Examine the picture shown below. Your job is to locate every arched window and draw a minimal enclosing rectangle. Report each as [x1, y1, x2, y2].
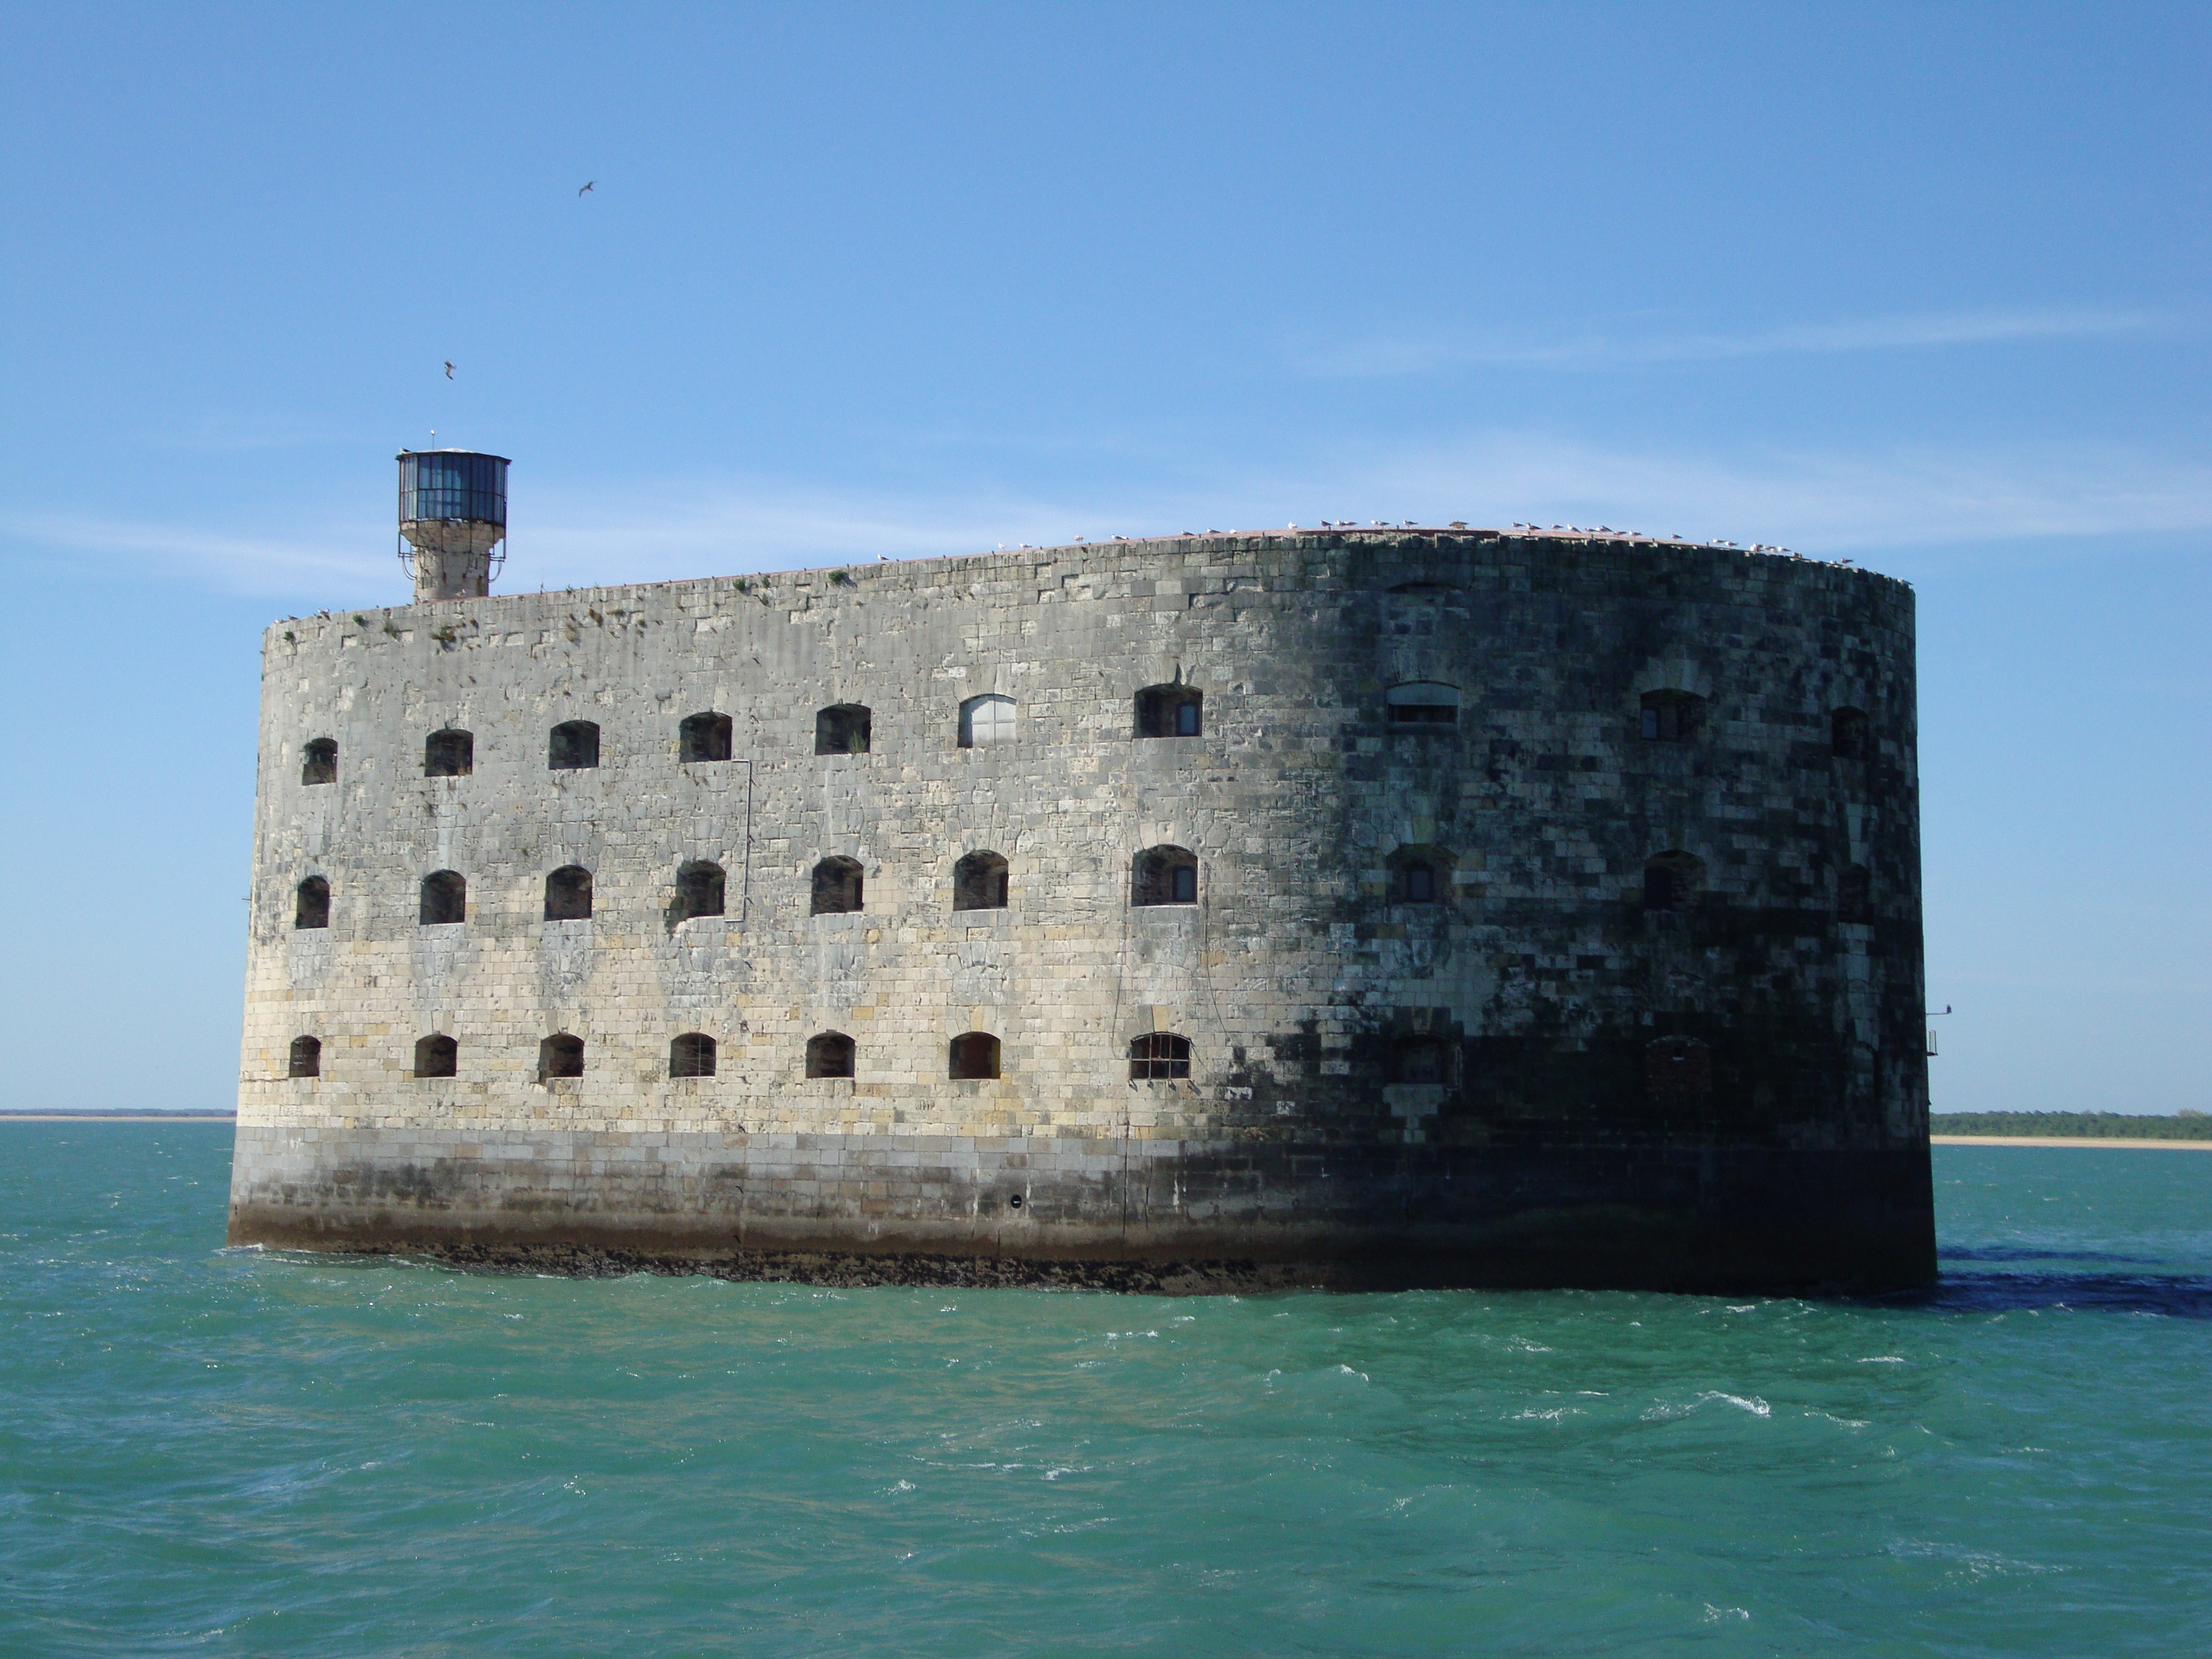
[545, 865, 593, 921]
[811, 856, 864, 915]
[1129, 1032, 1192, 1080]
[1641, 851, 1704, 914]
[419, 870, 466, 925]
[816, 704, 872, 755]
[1394, 1035, 1457, 1086]
[414, 1034, 457, 1079]
[950, 1031, 1001, 1080]
[1839, 864, 1872, 924]
[1386, 682, 1459, 727]
[1135, 685, 1203, 738]
[953, 851, 1009, 911]
[958, 693, 1016, 749]
[1832, 707, 1870, 759]
[1387, 846, 1453, 905]
[1640, 690, 1705, 742]
[806, 1031, 856, 1078]
[539, 1034, 585, 1081]
[1133, 846, 1199, 906]
[680, 712, 733, 763]
[670, 1032, 717, 1078]
[295, 876, 330, 930]
[1645, 1036, 1713, 1099]
[288, 1035, 321, 1079]
[301, 738, 336, 786]
[549, 720, 600, 770]
[673, 860, 726, 921]
[425, 728, 473, 777]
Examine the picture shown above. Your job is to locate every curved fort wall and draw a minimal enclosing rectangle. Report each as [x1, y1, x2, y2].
[230, 528, 1934, 1292]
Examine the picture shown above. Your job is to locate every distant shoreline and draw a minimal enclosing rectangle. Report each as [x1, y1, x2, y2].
[1932, 1135, 2212, 1150]
[0, 1113, 235, 1123]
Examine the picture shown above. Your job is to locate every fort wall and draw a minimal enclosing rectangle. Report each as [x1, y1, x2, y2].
[229, 529, 1934, 1291]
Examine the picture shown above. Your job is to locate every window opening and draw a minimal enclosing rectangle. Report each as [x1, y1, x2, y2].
[680, 712, 734, 763]
[301, 738, 336, 786]
[958, 694, 1016, 749]
[950, 1031, 1001, 1079]
[288, 1035, 321, 1078]
[549, 720, 600, 769]
[953, 851, 1009, 911]
[1386, 682, 1459, 726]
[807, 1031, 856, 1079]
[414, 1034, 457, 1078]
[424, 728, 473, 776]
[545, 865, 593, 921]
[1832, 707, 1870, 760]
[1395, 1035, 1456, 1086]
[295, 876, 330, 930]
[419, 870, 466, 925]
[1133, 846, 1199, 906]
[1639, 690, 1705, 742]
[1129, 1033, 1192, 1080]
[815, 704, 872, 755]
[811, 856, 864, 915]
[1135, 685, 1203, 739]
[673, 860, 726, 921]
[539, 1034, 585, 1081]
[670, 1032, 717, 1078]
[1839, 864, 1872, 924]
[1641, 851, 1704, 914]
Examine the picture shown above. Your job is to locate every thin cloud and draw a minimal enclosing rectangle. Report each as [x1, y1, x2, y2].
[1302, 305, 2176, 377]
[7, 434, 2207, 603]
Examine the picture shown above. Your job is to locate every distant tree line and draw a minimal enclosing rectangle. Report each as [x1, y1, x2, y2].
[1931, 1110, 2212, 1141]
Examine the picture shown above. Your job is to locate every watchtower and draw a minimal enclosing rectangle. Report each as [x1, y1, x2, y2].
[397, 450, 509, 601]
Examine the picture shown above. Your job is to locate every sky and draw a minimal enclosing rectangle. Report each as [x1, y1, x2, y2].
[1, 1, 2205, 1114]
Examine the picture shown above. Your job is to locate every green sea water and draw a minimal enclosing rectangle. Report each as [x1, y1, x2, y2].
[3, 1128, 2208, 1657]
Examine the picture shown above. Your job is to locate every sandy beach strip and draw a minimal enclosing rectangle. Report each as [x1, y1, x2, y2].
[1932, 1134, 2212, 1150]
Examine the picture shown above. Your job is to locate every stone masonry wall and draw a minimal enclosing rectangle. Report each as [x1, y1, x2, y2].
[230, 530, 1933, 1291]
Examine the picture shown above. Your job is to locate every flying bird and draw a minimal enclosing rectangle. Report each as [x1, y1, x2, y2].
[444, 361, 454, 379]
[578, 181, 595, 195]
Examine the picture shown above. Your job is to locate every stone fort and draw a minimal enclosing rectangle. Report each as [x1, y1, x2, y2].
[229, 459, 1935, 1292]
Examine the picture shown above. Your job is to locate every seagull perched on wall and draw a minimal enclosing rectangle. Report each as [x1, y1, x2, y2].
[578, 181, 594, 195]
[444, 361, 454, 379]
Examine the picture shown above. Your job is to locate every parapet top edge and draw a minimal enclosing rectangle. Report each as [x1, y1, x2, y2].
[263, 527, 1908, 639]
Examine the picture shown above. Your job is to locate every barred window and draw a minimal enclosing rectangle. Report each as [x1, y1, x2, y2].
[1640, 690, 1705, 742]
[425, 728, 473, 776]
[301, 738, 336, 785]
[1129, 1033, 1191, 1080]
[1133, 846, 1198, 906]
[670, 1032, 717, 1078]
[959, 695, 1016, 749]
[815, 705, 872, 755]
[288, 1035, 321, 1079]
[953, 851, 1009, 911]
[811, 857, 864, 915]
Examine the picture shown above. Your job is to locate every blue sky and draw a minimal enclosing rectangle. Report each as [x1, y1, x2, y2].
[2, 2, 2205, 1113]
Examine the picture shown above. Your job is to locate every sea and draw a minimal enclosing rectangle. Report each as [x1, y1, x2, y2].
[2, 1126, 2206, 1657]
